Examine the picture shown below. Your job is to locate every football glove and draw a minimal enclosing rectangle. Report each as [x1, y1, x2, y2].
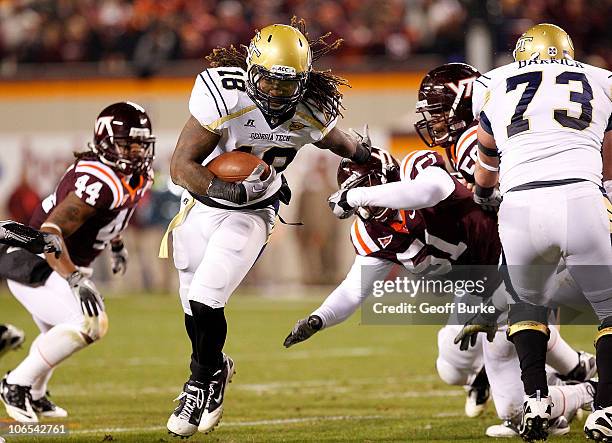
[0, 221, 62, 256]
[328, 189, 355, 219]
[110, 239, 128, 275]
[241, 164, 277, 203]
[473, 186, 502, 212]
[349, 124, 372, 164]
[207, 164, 277, 205]
[67, 270, 105, 318]
[453, 308, 501, 351]
[283, 315, 323, 348]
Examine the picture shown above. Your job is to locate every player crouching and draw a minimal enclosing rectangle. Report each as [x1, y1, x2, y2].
[0, 102, 154, 423]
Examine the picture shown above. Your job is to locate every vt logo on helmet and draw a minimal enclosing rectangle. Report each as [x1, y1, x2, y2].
[246, 24, 312, 120]
[90, 102, 156, 176]
[414, 63, 480, 149]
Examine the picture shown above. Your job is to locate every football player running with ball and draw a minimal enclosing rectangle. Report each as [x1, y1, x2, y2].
[0, 102, 154, 423]
[163, 19, 374, 438]
[472, 24, 612, 441]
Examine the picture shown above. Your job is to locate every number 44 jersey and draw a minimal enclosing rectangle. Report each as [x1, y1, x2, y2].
[189, 67, 338, 207]
[473, 59, 612, 194]
[30, 158, 152, 267]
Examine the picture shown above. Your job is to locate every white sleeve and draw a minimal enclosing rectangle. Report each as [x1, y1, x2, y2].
[346, 166, 455, 210]
[188, 73, 225, 132]
[312, 255, 393, 328]
[472, 75, 490, 119]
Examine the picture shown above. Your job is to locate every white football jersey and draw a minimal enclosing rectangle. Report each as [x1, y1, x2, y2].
[189, 67, 338, 207]
[473, 59, 612, 194]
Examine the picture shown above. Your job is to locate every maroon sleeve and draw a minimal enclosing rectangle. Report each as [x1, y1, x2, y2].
[56, 162, 121, 210]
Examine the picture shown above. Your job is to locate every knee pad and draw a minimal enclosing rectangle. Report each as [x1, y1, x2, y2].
[594, 316, 612, 346]
[507, 303, 550, 341]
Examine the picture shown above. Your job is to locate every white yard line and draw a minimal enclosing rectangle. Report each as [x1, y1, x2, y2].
[69, 415, 385, 435]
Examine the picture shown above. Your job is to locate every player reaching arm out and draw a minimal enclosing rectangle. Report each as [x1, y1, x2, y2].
[473, 123, 502, 212]
[0, 220, 61, 255]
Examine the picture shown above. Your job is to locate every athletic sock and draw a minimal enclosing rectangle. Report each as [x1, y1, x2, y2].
[6, 324, 88, 387]
[549, 383, 592, 419]
[511, 330, 549, 396]
[546, 325, 580, 376]
[596, 335, 612, 407]
[189, 300, 227, 382]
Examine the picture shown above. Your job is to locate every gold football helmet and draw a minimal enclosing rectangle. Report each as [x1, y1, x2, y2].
[513, 23, 575, 61]
[246, 24, 312, 118]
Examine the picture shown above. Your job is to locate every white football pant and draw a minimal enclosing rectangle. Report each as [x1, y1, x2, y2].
[499, 182, 612, 319]
[172, 200, 276, 314]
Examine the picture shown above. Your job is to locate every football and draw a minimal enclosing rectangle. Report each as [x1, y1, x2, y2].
[206, 151, 271, 182]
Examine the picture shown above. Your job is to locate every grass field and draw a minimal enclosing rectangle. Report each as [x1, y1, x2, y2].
[0, 290, 597, 442]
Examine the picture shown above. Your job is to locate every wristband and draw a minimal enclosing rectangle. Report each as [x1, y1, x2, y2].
[474, 184, 494, 198]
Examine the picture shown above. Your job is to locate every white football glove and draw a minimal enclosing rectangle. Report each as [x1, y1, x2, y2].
[328, 189, 355, 219]
[67, 270, 105, 340]
[110, 240, 128, 275]
[473, 187, 502, 212]
[241, 164, 277, 203]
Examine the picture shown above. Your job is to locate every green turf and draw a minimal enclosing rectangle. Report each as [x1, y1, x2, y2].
[0, 290, 596, 442]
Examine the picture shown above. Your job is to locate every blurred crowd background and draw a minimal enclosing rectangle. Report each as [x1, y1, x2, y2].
[0, 0, 610, 78]
[0, 0, 610, 294]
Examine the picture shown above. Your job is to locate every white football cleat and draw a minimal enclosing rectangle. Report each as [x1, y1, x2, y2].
[584, 406, 612, 441]
[465, 367, 490, 418]
[0, 324, 25, 359]
[198, 354, 235, 434]
[486, 416, 568, 438]
[31, 393, 68, 418]
[0, 374, 37, 423]
[167, 379, 207, 438]
[519, 391, 552, 441]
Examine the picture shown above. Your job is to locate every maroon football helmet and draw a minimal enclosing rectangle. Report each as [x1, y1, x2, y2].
[91, 102, 155, 176]
[415, 63, 480, 149]
[337, 147, 400, 222]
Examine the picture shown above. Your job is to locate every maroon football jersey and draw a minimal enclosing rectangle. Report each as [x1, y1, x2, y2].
[30, 158, 152, 266]
[448, 122, 478, 184]
[350, 149, 500, 274]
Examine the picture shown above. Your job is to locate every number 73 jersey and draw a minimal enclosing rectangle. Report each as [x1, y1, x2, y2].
[188, 67, 338, 206]
[473, 59, 612, 194]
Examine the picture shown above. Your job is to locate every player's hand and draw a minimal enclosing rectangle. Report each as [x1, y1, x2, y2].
[328, 189, 355, 219]
[0, 221, 62, 256]
[110, 239, 128, 275]
[41, 232, 63, 257]
[67, 270, 105, 318]
[349, 124, 373, 164]
[453, 309, 499, 351]
[473, 187, 501, 212]
[283, 315, 323, 348]
[240, 164, 277, 203]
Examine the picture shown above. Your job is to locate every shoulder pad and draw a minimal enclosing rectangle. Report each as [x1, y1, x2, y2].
[72, 160, 124, 209]
[400, 150, 446, 181]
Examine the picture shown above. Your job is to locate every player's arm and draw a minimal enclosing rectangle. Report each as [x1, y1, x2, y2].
[603, 126, 612, 199]
[284, 255, 393, 347]
[170, 116, 220, 196]
[40, 192, 95, 278]
[0, 220, 62, 255]
[314, 126, 372, 164]
[170, 116, 275, 204]
[473, 119, 501, 211]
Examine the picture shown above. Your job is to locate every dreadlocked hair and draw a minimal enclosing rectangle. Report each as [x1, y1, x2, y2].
[206, 16, 349, 119]
[73, 149, 97, 162]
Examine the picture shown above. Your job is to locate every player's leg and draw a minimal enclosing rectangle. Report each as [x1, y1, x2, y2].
[435, 325, 489, 417]
[498, 189, 564, 440]
[559, 186, 612, 440]
[189, 209, 273, 433]
[547, 324, 596, 382]
[27, 318, 66, 418]
[1, 273, 106, 422]
[167, 205, 274, 436]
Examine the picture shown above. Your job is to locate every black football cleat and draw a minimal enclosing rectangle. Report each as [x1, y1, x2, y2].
[198, 354, 235, 434]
